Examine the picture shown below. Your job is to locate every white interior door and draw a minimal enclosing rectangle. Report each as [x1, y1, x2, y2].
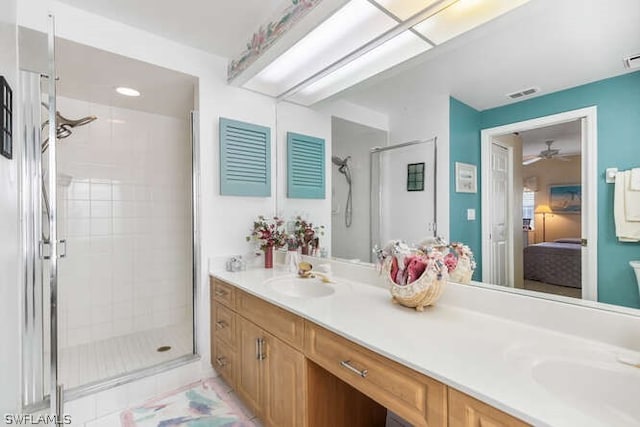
[490, 143, 509, 286]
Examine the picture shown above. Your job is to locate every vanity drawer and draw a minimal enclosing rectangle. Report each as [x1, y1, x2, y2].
[305, 322, 446, 427]
[448, 388, 529, 427]
[237, 290, 304, 350]
[213, 301, 236, 348]
[212, 336, 236, 388]
[211, 278, 236, 309]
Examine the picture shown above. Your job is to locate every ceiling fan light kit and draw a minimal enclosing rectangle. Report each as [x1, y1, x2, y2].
[523, 140, 573, 165]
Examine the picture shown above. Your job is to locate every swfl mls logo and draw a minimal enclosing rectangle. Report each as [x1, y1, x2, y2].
[4, 413, 72, 425]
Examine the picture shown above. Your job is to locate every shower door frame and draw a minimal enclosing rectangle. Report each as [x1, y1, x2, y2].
[369, 137, 438, 257]
[20, 24, 201, 411]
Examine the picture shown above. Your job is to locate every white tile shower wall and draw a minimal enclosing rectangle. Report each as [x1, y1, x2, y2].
[56, 96, 193, 348]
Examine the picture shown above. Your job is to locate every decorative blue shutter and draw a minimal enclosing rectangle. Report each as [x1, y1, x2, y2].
[287, 132, 325, 199]
[220, 117, 271, 197]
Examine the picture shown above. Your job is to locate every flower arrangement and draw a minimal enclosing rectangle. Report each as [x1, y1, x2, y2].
[246, 216, 287, 250]
[293, 216, 325, 251]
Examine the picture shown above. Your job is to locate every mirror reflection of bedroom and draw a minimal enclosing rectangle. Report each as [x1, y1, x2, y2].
[521, 120, 582, 299]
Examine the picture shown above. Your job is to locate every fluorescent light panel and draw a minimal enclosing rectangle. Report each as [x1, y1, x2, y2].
[290, 31, 430, 106]
[245, 0, 397, 97]
[242, 0, 532, 105]
[372, 0, 444, 20]
[413, 0, 531, 45]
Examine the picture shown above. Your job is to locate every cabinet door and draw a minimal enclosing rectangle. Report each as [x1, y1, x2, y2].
[263, 332, 306, 427]
[448, 389, 529, 427]
[236, 317, 264, 417]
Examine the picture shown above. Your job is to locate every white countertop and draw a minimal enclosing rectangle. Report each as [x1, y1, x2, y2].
[210, 266, 640, 427]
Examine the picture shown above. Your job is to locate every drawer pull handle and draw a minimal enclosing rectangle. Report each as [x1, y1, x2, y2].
[216, 320, 228, 329]
[215, 289, 228, 297]
[216, 357, 227, 367]
[256, 338, 266, 361]
[340, 360, 368, 378]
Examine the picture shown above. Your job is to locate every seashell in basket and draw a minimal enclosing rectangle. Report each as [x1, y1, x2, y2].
[446, 243, 476, 284]
[384, 257, 448, 311]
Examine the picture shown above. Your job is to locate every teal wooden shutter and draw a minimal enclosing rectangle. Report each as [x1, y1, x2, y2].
[220, 117, 271, 197]
[287, 132, 325, 199]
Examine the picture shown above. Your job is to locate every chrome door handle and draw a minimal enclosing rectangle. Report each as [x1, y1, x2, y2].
[340, 360, 368, 378]
[215, 289, 228, 297]
[216, 357, 227, 367]
[215, 320, 227, 329]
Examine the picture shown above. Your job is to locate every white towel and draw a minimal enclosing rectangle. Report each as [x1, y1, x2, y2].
[625, 170, 640, 221]
[615, 170, 640, 242]
[631, 168, 640, 191]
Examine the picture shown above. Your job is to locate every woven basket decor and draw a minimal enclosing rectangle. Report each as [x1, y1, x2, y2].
[384, 255, 448, 311]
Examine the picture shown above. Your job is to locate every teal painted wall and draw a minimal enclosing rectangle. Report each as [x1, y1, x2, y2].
[449, 98, 482, 280]
[450, 71, 640, 308]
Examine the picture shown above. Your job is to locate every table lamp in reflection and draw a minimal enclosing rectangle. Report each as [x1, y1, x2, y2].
[534, 204, 552, 242]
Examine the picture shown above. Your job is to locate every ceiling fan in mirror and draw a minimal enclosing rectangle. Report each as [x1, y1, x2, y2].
[522, 140, 572, 165]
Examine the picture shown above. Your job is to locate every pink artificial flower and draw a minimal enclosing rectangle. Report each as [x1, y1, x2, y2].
[443, 253, 458, 273]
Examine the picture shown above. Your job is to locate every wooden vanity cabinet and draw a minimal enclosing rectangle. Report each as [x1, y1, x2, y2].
[305, 322, 446, 427]
[236, 316, 306, 426]
[211, 278, 238, 387]
[449, 389, 529, 427]
[210, 278, 530, 427]
[212, 279, 306, 427]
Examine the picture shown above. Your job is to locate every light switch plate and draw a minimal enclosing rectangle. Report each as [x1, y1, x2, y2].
[467, 209, 476, 221]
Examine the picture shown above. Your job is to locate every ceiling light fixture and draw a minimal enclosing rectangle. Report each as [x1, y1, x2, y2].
[238, 0, 531, 105]
[115, 87, 141, 97]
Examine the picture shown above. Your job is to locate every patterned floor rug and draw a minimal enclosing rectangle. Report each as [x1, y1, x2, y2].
[121, 377, 254, 427]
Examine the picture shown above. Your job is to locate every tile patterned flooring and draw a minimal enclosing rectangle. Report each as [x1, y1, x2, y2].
[58, 323, 192, 390]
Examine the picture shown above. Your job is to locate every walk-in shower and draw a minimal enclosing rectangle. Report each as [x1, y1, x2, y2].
[370, 138, 437, 253]
[332, 155, 352, 228]
[19, 27, 199, 415]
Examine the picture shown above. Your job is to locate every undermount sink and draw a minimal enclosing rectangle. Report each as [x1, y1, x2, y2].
[264, 275, 336, 298]
[532, 359, 640, 426]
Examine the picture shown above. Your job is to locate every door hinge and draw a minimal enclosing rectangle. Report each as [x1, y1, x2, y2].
[40, 239, 67, 259]
[581, 238, 587, 247]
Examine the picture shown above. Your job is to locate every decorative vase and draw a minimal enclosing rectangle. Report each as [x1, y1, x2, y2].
[264, 245, 274, 269]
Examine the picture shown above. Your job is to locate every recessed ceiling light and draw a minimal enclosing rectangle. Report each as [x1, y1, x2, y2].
[116, 87, 140, 97]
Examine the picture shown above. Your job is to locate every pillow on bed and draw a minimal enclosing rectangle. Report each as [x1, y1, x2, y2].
[554, 237, 581, 244]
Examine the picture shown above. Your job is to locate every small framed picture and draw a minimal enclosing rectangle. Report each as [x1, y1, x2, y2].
[0, 76, 13, 160]
[407, 162, 425, 191]
[549, 184, 581, 214]
[455, 162, 477, 193]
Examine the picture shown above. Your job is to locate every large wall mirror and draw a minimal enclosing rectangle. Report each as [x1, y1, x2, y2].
[275, 0, 640, 313]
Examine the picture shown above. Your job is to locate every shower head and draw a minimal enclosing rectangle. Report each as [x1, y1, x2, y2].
[56, 111, 97, 128]
[40, 103, 98, 152]
[332, 155, 350, 167]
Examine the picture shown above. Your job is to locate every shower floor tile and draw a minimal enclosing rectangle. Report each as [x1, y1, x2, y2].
[57, 323, 192, 390]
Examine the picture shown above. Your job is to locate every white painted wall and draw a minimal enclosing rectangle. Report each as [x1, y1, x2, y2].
[275, 101, 332, 254]
[0, 0, 20, 414]
[331, 117, 387, 262]
[387, 92, 450, 241]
